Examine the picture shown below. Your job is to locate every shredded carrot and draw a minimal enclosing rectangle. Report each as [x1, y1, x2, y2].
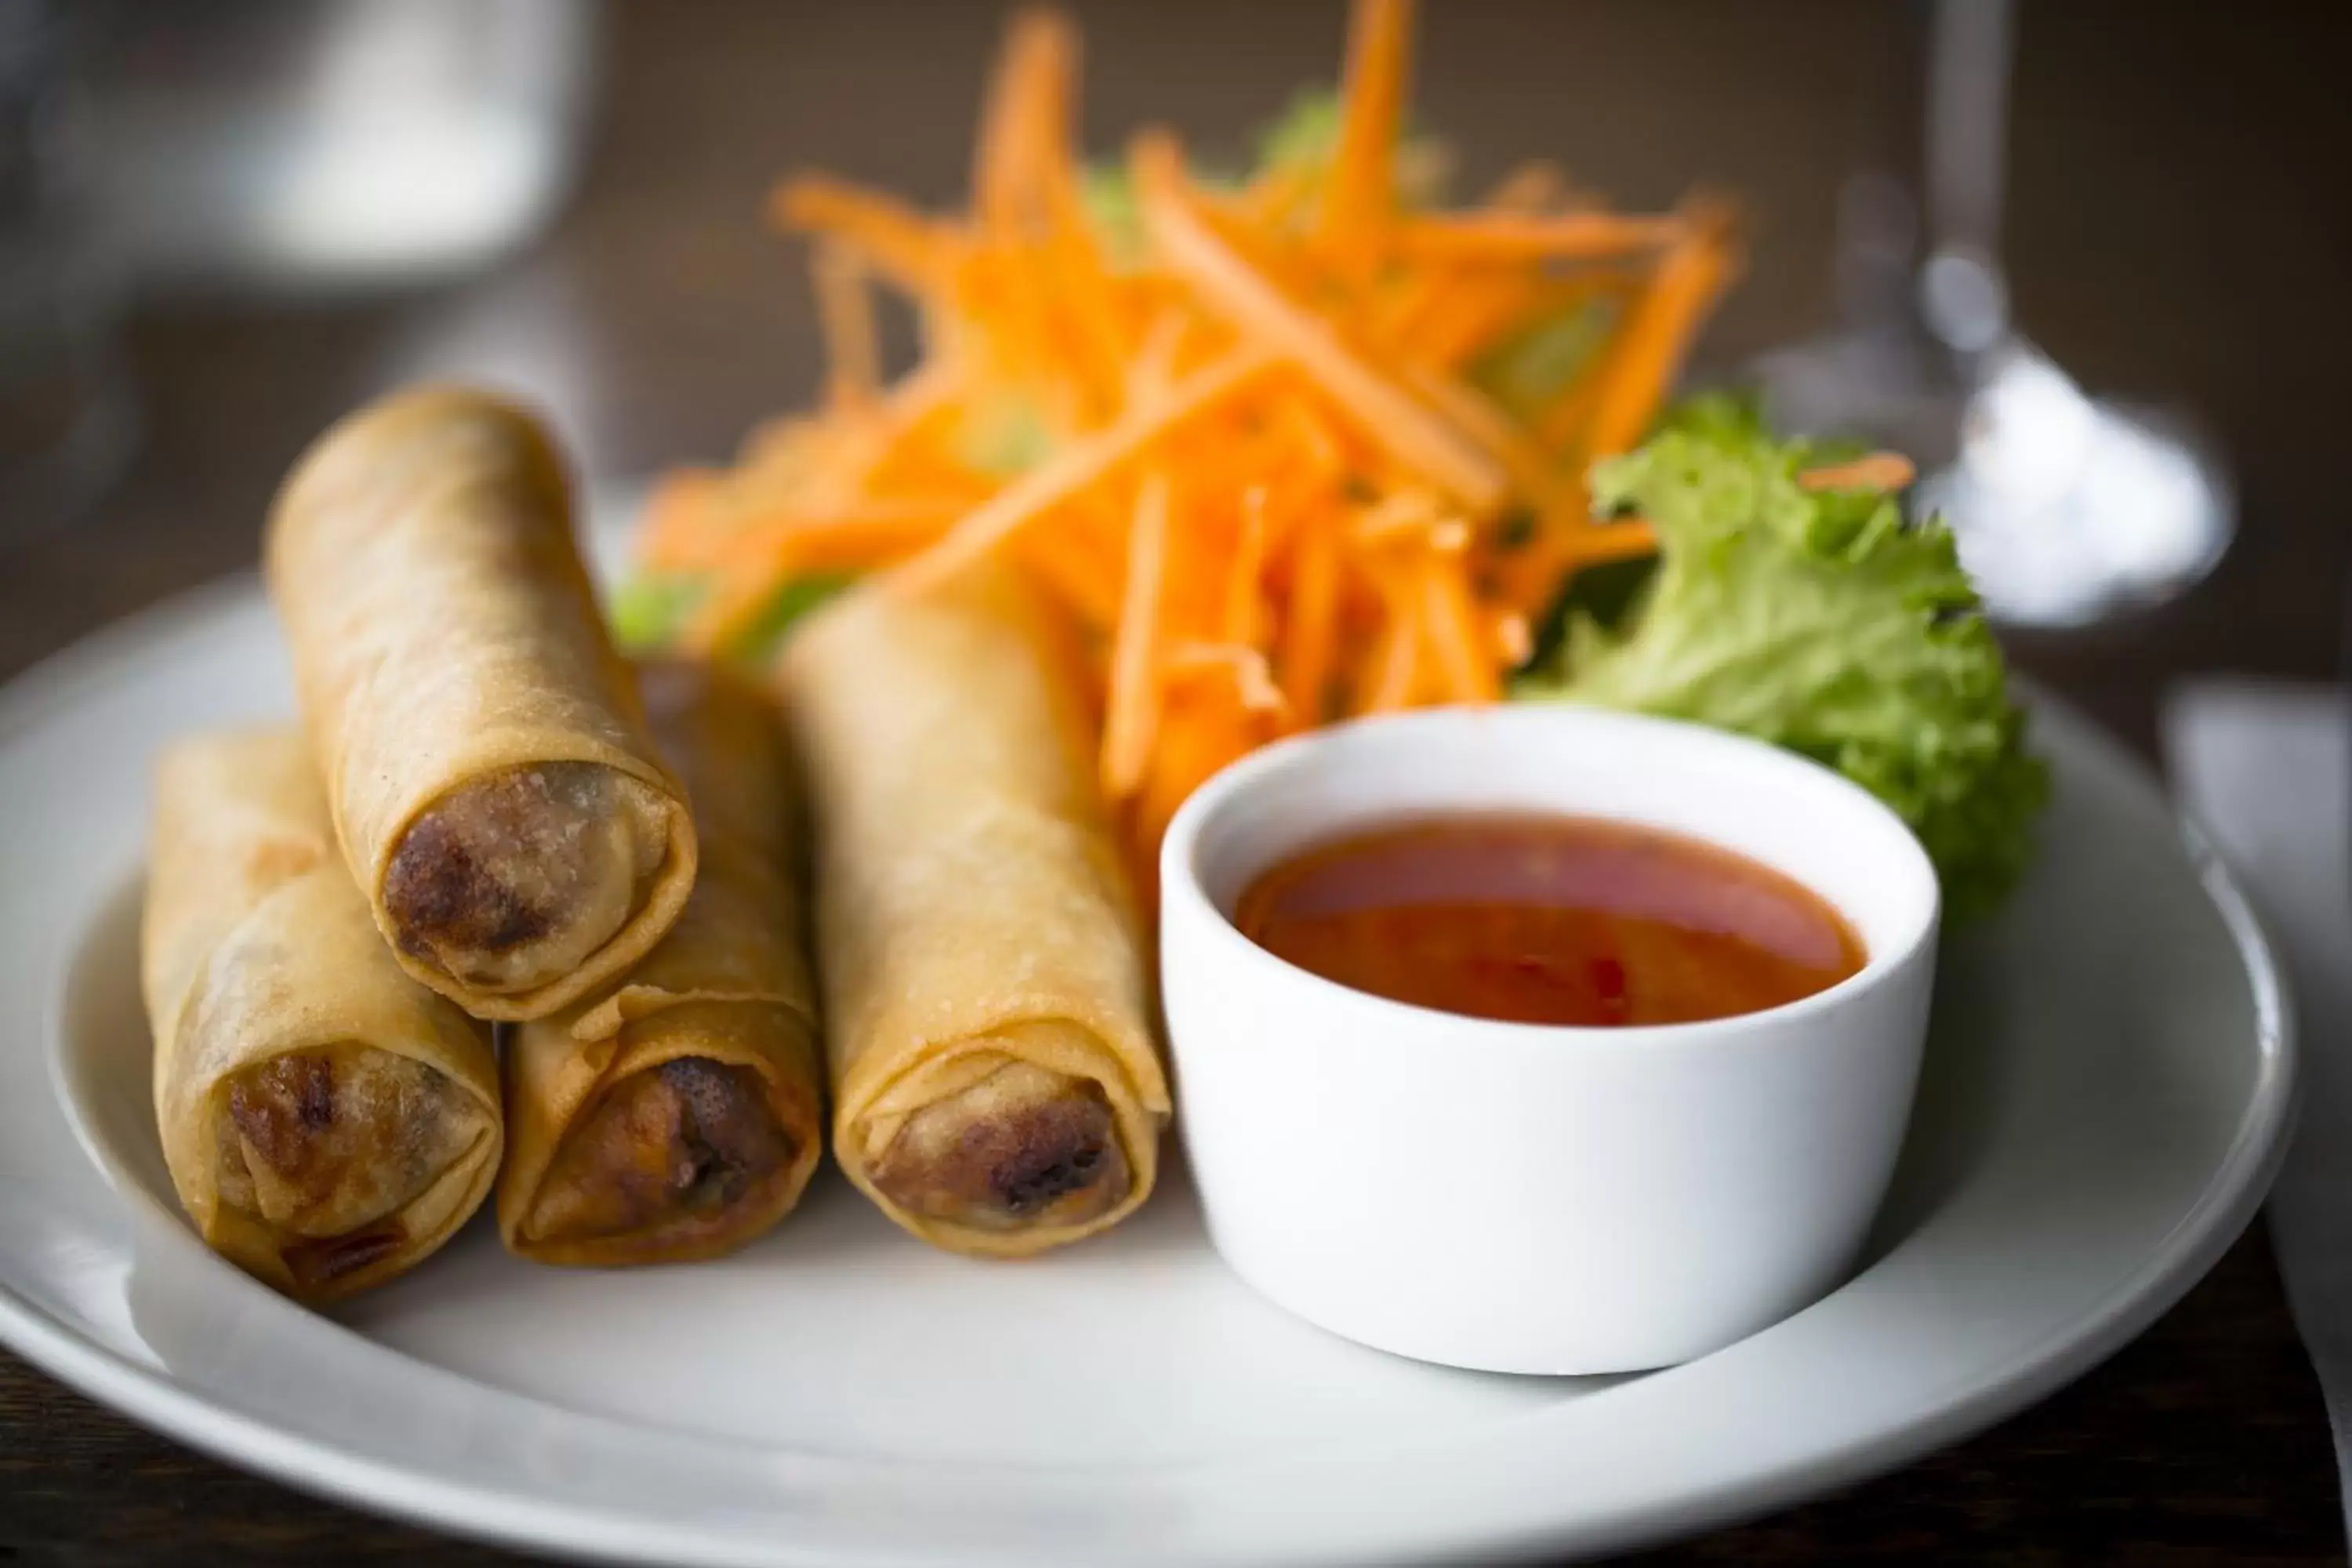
[891, 347, 1277, 591]
[1531, 374, 1603, 453]
[1497, 514, 1661, 619]
[1132, 687, 1254, 886]
[638, 470, 724, 572]
[771, 176, 956, 292]
[1102, 470, 1172, 797]
[1352, 488, 1442, 547]
[1276, 397, 1348, 481]
[1134, 133, 1508, 514]
[1014, 524, 1124, 630]
[1491, 609, 1533, 666]
[1223, 486, 1270, 646]
[1279, 506, 1342, 721]
[811, 241, 880, 411]
[637, 0, 1746, 872]
[973, 9, 1075, 239]
[1419, 554, 1499, 702]
[1569, 517, 1660, 566]
[1239, 159, 1317, 231]
[1321, 0, 1415, 249]
[1359, 583, 1424, 714]
[1127, 312, 1189, 405]
[1395, 358, 1569, 511]
[705, 499, 966, 573]
[1483, 160, 1567, 212]
[1801, 453, 1915, 492]
[1167, 643, 1288, 717]
[1584, 198, 1741, 459]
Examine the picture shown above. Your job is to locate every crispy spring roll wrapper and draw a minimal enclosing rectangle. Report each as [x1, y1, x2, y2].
[142, 731, 502, 1304]
[499, 662, 825, 1265]
[264, 386, 698, 1022]
[780, 565, 1171, 1258]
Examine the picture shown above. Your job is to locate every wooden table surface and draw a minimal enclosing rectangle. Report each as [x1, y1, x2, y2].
[2, 1, 2347, 1562]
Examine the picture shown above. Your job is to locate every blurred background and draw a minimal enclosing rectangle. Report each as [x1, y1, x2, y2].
[2, 2, 2349, 1559]
[0, 0, 2345, 753]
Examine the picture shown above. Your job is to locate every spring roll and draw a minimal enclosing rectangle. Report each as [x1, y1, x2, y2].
[264, 385, 698, 1022]
[143, 731, 502, 1303]
[499, 662, 824, 1265]
[780, 565, 1171, 1258]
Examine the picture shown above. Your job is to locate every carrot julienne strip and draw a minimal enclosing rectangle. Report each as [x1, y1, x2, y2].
[1223, 485, 1270, 646]
[1131, 687, 1257, 893]
[1278, 506, 1341, 722]
[1359, 577, 1424, 714]
[889, 346, 1278, 591]
[1101, 469, 1173, 797]
[1566, 517, 1661, 565]
[1352, 488, 1441, 546]
[1394, 358, 1568, 510]
[1167, 642, 1288, 717]
[1799, 453, 1916, 492]
[644, 0, 1756, 850]
[771, 176, 956, 294]
[1321, 0, 1415, 247]
[811, 241, 881, 411]
[1583, 198, 1740, 459]
[973, 9, 1074, 239]
[1013, 528, 1125, 630]
[1481, 159, 1567, 213]
[637, 470, 724, 572]
[1493, 510, 1654, 618]
[1132, 132, 1508, 514]
[1418, 555, 1499, 702]
[1490, 609, 1533, 666]
[705, 499, 967, 572]
[1127, 311, 1189, 405]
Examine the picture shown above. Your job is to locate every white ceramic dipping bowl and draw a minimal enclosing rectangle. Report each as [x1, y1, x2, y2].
[1160, 706, 1940, 1376]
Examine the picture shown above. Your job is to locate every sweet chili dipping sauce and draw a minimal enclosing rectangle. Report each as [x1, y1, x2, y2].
[1232, 815, 1865, 1027]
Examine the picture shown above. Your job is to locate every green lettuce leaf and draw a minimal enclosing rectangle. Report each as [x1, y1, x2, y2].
[610, 571, 710, 652]
[1514, 397, 2047, 921]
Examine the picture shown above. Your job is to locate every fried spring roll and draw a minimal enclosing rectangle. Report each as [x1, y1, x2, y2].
[780, 565, 1171, 1257]
[499, 663, 825, 1265]
[265, 386, 698, 1022]
[142, 731, 502, 1303]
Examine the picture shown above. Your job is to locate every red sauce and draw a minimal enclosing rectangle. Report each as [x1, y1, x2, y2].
[1232, 815, 1864, 1027]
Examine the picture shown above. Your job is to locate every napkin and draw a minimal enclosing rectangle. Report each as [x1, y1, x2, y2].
[2163, 679, 2351, 1530]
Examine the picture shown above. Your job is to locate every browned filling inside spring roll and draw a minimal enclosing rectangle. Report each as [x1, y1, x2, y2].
[382, 762, 671, 994]
[864, 1058, 1131, 1233]
[212, 1045, 494, 1294]
[517, 1002, 809, 1259]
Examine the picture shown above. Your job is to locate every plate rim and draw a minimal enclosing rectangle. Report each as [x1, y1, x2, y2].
[0, 573, 2300, 1568]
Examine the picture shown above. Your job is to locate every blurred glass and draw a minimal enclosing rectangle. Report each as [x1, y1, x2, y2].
[0, 0, 134, 536]
[90, 0, 604, 297]
[1752, 0, 2232, 630]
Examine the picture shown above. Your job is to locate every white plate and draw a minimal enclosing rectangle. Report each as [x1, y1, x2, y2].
[0, 561, 2294, 1566]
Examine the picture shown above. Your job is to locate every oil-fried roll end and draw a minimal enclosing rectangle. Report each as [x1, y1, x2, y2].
[143, 730, 502, 1303]
[265, 385, 696, 1022]
[495, 662, 826, 1267]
